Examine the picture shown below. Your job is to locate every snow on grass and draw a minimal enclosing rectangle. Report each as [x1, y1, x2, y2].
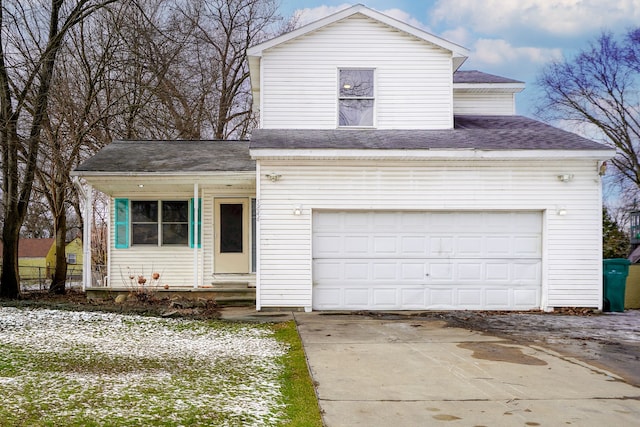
[0, 306, 288, 426]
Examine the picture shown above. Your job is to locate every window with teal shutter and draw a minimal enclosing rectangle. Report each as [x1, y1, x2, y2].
[114, 198, 129, 248]
[190, 198, 202, 248]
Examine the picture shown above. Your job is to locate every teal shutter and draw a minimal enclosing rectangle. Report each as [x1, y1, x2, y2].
[114, 198, 129, 249]
[190, 198, 202, 248]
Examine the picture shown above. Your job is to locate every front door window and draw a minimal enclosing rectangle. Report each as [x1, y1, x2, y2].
[220, 204, 243, 253]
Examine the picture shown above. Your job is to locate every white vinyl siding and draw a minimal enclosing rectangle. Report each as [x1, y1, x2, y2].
[453, 90, 516, 115]
[260, 14, 453, 130]
[255, 159, 603, 310]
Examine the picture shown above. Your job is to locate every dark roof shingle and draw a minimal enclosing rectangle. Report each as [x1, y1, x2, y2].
[453, 70, 524, 84]
[250, 115, 610, 151]
[75, 140, 254, 173]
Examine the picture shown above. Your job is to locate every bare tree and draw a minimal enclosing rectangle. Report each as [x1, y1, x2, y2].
[0, 0, 119, 298]
[36, 6, 131, 293]
[182, 0, 280, 139]
[536, 29, 640, 198]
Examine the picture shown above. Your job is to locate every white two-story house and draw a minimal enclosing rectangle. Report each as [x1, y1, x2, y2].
[74, 4, 614, 311]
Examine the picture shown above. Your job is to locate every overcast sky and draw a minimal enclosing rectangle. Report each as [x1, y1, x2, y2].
[278, 0, 640, 118]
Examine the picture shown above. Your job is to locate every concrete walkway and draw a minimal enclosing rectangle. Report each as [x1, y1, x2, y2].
[294, 312, 640, 426]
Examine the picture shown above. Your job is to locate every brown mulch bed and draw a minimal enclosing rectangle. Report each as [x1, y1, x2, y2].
[2, 289, 221, 320]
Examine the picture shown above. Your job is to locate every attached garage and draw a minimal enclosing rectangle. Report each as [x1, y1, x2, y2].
[312, 210, 542, 310]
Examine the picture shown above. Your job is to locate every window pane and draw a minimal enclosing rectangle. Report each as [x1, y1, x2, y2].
[132, 224, 158, 245]
[132, 201, 158, 222]
[163, 201, 188, 222]
[339, 99, 374, 126]
[163, 223, 189, 245]
[220, 204, 243, 253]
[340, 69, 373, 97]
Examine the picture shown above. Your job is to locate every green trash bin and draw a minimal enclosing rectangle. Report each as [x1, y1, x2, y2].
[603, 258, 630, 312]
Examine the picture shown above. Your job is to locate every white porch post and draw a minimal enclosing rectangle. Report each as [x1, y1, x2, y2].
[193, 183, 199, 288]
[84, 184, 93, 291]
[73, 178, 93, 291]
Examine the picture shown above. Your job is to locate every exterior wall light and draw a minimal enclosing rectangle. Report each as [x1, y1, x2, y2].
[293, 205, 302, 215]
[266, 172, 282, 182]
[557, 207, 567, 216]
[557, 174, 574, 182]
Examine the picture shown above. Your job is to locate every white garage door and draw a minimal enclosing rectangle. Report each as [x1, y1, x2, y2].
[312, 211, 542, 310]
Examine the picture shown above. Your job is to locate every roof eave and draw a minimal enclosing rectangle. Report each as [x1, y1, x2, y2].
[250, 148, 615, 161]
[71, 170, 256, 177]
[454, 82, 525, 93]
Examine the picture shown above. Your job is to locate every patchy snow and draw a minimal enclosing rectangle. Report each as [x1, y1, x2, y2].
[0, 306, 288, 426]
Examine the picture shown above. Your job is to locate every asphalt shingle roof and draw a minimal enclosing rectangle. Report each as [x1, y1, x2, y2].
[75, 116, 610, 174]
[250, 115, 610, 151]
[453, 70, 524, 84]
[75, 140, 254, 173]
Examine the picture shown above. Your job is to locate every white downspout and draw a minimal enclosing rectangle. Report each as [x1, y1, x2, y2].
[255, 162, 261, 311]
[193, 183, 199, 289]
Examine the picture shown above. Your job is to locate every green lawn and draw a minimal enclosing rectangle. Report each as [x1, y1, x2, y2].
[0, 307, 322, 426]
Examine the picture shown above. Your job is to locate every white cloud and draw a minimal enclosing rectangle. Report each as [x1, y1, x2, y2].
[379, 8, 430, 31]
[440, 26, 473, 46]
[472, 39, 563, 66]
[432, 0, 640, 36]
[293, 4, 352, 26]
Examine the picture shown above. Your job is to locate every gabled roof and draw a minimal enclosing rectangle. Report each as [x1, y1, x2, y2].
[249, 115, 612, 152]
[248, 4, 470, 110]
[248, 4, 469, 63]
[74, 140, 254, 174]
[0, 238, 54, 258]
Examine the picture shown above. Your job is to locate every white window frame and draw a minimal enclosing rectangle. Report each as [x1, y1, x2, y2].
[67, 253, 77, 264]
[337, 68, 376, 128]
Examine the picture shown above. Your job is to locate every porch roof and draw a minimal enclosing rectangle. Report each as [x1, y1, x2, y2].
[74, 140, 254, 173]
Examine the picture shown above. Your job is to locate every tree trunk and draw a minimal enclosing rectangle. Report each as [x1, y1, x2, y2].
[49, 208, 67, 294]
[0, 219, 21, 298]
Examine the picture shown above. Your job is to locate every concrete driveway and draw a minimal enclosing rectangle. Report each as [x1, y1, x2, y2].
[294, 312, 640, 426]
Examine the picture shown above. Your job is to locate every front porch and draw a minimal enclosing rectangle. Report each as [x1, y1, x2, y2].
[86, 273, 256, 306]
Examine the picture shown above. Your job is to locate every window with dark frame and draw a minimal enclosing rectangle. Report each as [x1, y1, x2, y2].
[131, 200, 188, 246]
[339, 69, 374, 127]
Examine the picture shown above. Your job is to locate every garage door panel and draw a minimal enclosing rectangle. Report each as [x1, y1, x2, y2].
[401, 236, 427, 254]
[344, 263, 369, 280]
[458, 262, 483, 281]
[485, 289, 510, 307]
[373, 236, 397, 254]
[486, 236, 511, 255]
[344, 288, 369, 307]
[458, 289, 483, 307]
[486, 263, 510, 281]
[514, 236, 541, 255]
[313, 211, 542, 310]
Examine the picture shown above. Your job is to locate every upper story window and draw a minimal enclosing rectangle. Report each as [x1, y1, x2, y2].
[338, 69, 374, 127]
[131, 200, 189, 246]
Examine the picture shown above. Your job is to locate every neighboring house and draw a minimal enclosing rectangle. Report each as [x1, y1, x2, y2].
[59, 237, 84, 279]
[0, 237, 82, 280]
[73, 5, 614, 311]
